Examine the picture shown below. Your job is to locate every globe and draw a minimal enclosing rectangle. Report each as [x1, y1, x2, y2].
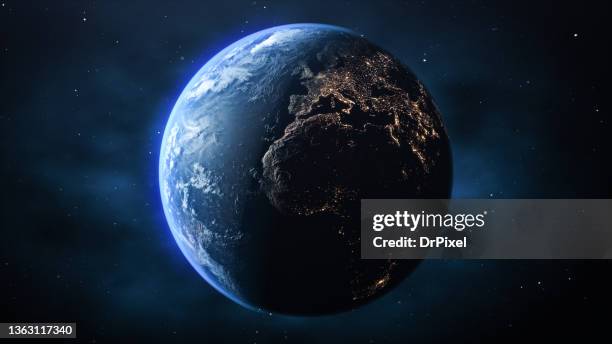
[159, 23, 452, 315]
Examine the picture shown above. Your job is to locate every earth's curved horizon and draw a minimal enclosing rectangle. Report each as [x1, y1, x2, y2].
[159, 23, 452, 315]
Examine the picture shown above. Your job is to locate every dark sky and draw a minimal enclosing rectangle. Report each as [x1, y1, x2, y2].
[1, 0, 611, 342]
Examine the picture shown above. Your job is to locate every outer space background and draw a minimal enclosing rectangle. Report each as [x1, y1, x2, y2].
[1, 0, 611, 342]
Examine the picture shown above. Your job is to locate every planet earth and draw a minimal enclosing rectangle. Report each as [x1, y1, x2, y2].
[159, 23, 452, 315]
